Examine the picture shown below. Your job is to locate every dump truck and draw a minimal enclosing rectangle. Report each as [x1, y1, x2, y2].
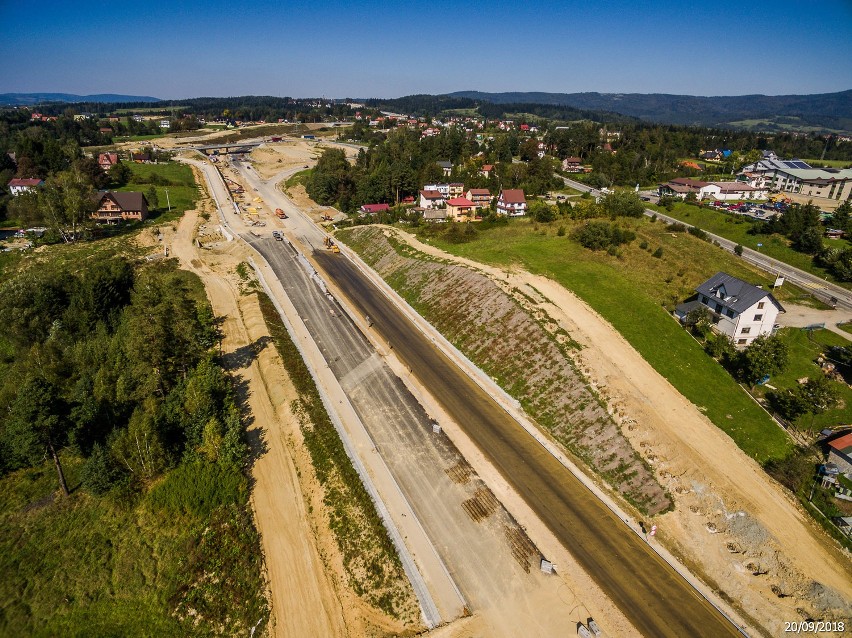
[275, 208, 288, 219]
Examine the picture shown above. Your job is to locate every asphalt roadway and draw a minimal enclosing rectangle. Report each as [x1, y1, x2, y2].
[310, 249, 743, 638]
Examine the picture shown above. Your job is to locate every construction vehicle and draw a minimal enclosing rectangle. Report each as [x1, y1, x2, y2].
[275, 208, 288, 219]
[323, 236, 341, 254]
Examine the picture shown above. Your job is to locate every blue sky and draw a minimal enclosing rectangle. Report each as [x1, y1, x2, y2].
[1, 0, 850, 99]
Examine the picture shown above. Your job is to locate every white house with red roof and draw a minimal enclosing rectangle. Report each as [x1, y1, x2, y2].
[7, 178, 44, 196]
[419, 190, 446, 209]
[480, 164, 494, 178]
[496, 189, 527, 216]
[562, 157, 584, 173]
[98, 153, 119, 171]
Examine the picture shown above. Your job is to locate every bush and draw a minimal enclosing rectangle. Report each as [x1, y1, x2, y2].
[687, 226, 708, 241]
[666, 222, 687, 232]
[572, 221, 635, 251]
[734, 244, 744, 256]
[557, 225, 566, 237]
[639, 240, 649, 250]
[652, 247, 664, 258]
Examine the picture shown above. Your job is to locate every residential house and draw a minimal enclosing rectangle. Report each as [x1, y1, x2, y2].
[677, 272, 784, 346]
[99, 127, 113, 134]
[658, 178, 766, 201]
[360, 203, 390, 215]
[701, 181, 766, 201]
[424, 183, 450, 197]
[699, 149, 723, 161]
[7, 178, 44, 196]
[562, 157, 583, 173]
[92, 191, 149, 223]
[448, 183, 465, 198]
[437, 161, 453, 176]
[827, 432, 852, 476]
[496, 189, 527, 216]
[480, 164, 494, 178]
[466, 188, 492, 208]
[98, 153, 119, 171]
[159, 119, 171, 129]
[131, 153, 151, 163]
[422, 209, 448, 223]
[419, 190, 446, 209]
[446, 197, 476, 222]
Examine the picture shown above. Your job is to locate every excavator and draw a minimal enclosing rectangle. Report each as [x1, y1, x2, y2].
[323, 236, 340, 254]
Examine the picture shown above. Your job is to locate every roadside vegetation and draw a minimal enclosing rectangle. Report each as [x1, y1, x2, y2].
[650, 198, 852, 286]
[0, 237, 268, 635]
[257, 292, 419, 622]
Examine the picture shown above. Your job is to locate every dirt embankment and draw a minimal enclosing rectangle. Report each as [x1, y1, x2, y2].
[343, 226, 671, 516]
[350, 225, 852, 636]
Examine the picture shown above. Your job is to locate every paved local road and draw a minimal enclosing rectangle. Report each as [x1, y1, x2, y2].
[557, 174, 852, 311]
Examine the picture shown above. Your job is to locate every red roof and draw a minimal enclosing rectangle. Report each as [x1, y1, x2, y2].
[467, 188, 491, 196]
[447, 197, 474, 207]
[360, 203, 390, 213]
[420, 190, 444, 199]
[98, 152, 118, 164]
[499, 189, 526, 204]
[8, 178, 43, 187]
[564, 157, 582, 164]
[481, 164, 494, 171]
[828, 432, 852, 455]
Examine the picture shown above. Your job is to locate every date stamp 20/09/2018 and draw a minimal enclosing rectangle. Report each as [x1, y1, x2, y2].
[783, 621, 846, 633]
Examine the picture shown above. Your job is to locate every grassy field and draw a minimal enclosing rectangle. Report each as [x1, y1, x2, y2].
[113, 133, 167, 142]
[648, 201, 851, 287]
[119, 162, 201, 224]
[415, 216, 794, 463]
[803, 159, 852, 169]
[0, 453, 268, 637]
[752, 327, 852, 432]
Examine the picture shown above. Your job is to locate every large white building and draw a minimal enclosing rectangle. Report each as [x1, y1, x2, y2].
[738, 157, 852, 203]
[677, 272, 784, 347]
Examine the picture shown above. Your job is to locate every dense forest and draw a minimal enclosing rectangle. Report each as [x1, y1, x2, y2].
[0, 255, 244, 489]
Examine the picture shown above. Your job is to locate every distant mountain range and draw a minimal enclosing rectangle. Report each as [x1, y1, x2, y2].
[448, 90, 852, 133]
[0, 93, 162, 106]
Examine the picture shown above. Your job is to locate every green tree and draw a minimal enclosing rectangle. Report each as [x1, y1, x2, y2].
[145, 186, 159, 210]
[108, 161, 131, 187]
[5, 376, 70, 495]
[830, 201, 851, 234]
[600, 191, 645, 218]
[738, 334, 789, 385]
[39, 168, 97, 242]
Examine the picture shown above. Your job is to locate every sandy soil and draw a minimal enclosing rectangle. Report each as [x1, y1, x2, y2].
[151, 175, 411, 637]
[386, 228, 852, 635]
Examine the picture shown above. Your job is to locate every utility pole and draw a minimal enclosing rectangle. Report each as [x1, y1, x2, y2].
[165, 188, 171, 212]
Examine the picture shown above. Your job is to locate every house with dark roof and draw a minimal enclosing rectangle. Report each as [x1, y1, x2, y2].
[561, 157, 583, 173]
[7, 178, 44, 196]
[677, 272, 784, 346]
[436, 160, 453, 176]
[827, 432, 852, 476]
[496, 189, 527, 216]
[466, 188, 492, 209]
[92, 191, 149, 223]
